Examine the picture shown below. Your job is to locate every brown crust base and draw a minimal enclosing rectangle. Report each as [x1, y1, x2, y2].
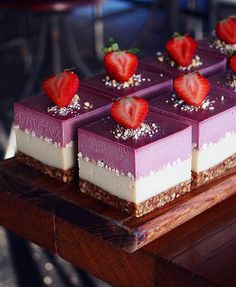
[79, 179, 191, 217]
[16, 151, 75, 183]
[192, 153, 236, 187]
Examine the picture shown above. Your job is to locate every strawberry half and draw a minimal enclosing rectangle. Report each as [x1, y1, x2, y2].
[166, 33, 197, 67]
[103, 37, 139, 82]
[43, 71, 79, 107]
[230, 53, 236, 73]
[174, 72, 210, 107]
[111, 97, 149, 129]
[215, 16, 236, 44]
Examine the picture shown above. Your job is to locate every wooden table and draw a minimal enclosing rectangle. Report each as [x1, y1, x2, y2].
[0, 158, 235, 287]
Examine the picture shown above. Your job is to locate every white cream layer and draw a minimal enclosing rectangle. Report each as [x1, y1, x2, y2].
[192, 132, 236, 173]
[79, 157, 191, 204]
[15, 128, 76, 170]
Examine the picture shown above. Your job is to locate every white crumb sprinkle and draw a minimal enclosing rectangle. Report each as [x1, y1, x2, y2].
[212, 39, 236, 55]
[156, 52, 203, 70]
[47, 94, 93, 117]
[102, 74, 149, 90]
[225, 74, 236, 91]
[168, 94, 216, 112]
[112, 122, 159, 140]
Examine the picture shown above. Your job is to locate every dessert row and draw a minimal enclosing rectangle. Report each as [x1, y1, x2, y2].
[14, 16, 236, 217]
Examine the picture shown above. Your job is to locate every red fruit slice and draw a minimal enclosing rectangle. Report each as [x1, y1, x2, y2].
[102, 37, 139, 82]
[215, 16, 236, 44]
[174, 72, 210, 107]
[230, 53, 236, 73]
[43, 71, 79, 107]
[104, 51, 138, 82]
[111, 97, 149, 129]
[166, 34, 197, 67]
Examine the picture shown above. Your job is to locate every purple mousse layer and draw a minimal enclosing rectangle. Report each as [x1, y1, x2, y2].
[197, 36, 234, 58]
[140, 49, 226, 78]
[78, 111, 191, 179]
[209, 71, 236, 97]
[14, 86, 112, 146]
[80, 68, 173, 100]
[150, 90, 236, 149]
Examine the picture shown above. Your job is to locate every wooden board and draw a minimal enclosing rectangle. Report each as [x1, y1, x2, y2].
[0, 158, 236, 286]
[0, 158, 236, 253]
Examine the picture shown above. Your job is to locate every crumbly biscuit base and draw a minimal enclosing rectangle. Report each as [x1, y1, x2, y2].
[192, 153, 236, 187]
[16, 151, 75, 183]
[79, 179, 191, 217]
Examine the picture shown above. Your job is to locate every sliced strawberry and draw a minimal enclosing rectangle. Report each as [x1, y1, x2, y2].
[111, 97, 149, 129]
[174, 72, 210, 107]
[230, 53, 236, 73]
[104, 51, 138, 82]
[103, 37, 139, 82]
[215, 16, 236, 44]
[166, 33, 197, 67]
[43, 71, 79, 107]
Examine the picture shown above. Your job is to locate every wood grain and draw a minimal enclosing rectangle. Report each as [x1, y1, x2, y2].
[0, 158, 235, 286]
[56, 220, 156, 287]
[0, 167, 56, 251]
[1, 158, 236, 253]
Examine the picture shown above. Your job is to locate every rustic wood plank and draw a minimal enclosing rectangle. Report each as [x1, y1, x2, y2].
[0, 167, 56, 252]
[0, 158, 235, 286]
[172, 222, 236, 270]
[143, 195, 236, 259]
[193, 237, 236, 286]
[55, 220, 156, 287]
[154, 256, 215, 287]
[143, 195, 236, 286]
[1, 158, 236, 253]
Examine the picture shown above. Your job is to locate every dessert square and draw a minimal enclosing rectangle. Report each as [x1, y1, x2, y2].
[209, 71, 236, 97]
[150, 90, 236, 187]
[78, 111, 192, 217]
[80, 68, 173, 100]
[14, 86, 112, 182]
[140, 49, 226, 78]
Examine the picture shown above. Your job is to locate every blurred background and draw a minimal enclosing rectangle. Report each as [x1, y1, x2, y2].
[0, 0, 235, 286]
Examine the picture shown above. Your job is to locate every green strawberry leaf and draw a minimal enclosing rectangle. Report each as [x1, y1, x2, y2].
[173, 32, 182, 38]
[111, 43, 119, 51]
[102, 37, 140, 55]
[108, 37, 115, 44]
[126, 48, 140, 54]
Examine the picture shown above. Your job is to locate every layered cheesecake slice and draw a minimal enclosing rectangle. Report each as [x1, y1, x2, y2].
[15, 71, 112, 182]
[81, 37, 172, 100]
[198, 16, 236, 58]
[78, 97, 192, 217]
[140, 34, 226, 78]
[150, 73, 236, 187]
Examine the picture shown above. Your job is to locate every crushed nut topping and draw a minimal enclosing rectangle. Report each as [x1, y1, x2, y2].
[156, 51, 203, 70]
[112, 122, 158, 140]
[211, 39, 236, 55]
[225, 74, 236, 91]
[47, 94, 93, 117]
[102, 74, 150, 90]
[168, 94, 217, 112]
